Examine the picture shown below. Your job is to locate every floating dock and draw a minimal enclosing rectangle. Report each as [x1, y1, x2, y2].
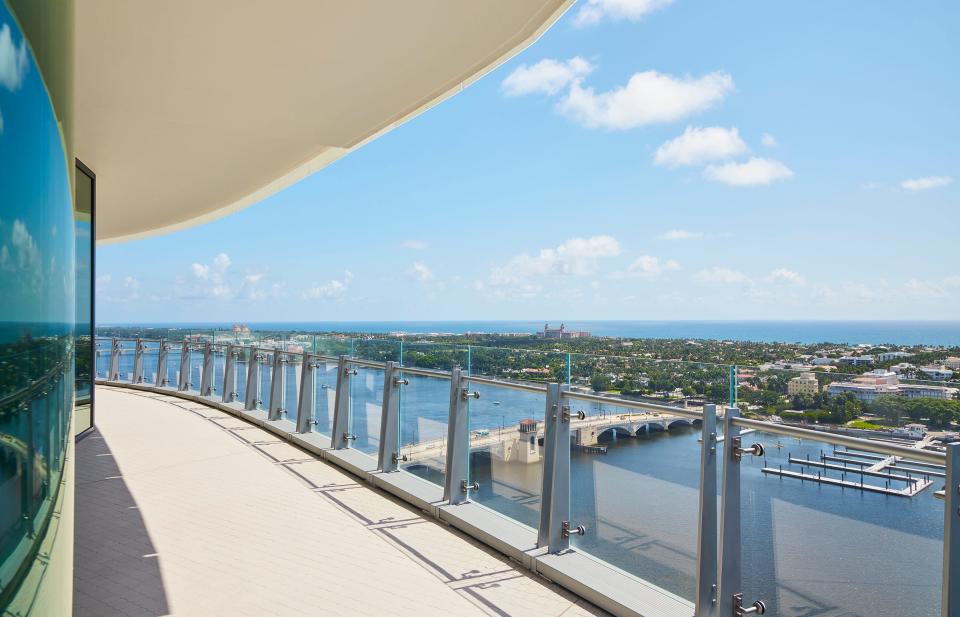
[761, 467, 932, 497]
[761, 438, 944, 498]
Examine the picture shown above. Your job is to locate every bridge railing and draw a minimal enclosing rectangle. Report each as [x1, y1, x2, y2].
[94, 336, 958, 617]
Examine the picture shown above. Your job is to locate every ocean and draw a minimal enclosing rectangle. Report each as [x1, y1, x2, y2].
[103, 320, 960, 346]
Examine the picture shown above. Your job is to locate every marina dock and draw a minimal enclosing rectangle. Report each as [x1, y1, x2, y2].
[760, 436, 944, 497]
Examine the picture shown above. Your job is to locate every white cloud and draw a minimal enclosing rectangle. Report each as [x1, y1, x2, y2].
[303, 271, 353, 300]
[11, 219, 39, 270]
[654, 126, 747, 167]
[903, 275, 960, 299]
[401, 240, 428, 250]
[558, 70, 734, 130]
[0, 24, 28, 91]
[765, 268, 805, 285]
[191, 263, 210, 279]
[501, 57, 594, 97]
[213, 252, 231, 270]
[761, 133, 777, 147]
[574, 0, 675, 27]
[901, 176, 952, 191]
[613, 255, 680, 279]
[181, 253, 233, 299]
[95, 273, 112, 290]
[407, 261, 434, 282]
[660, 229, 704, 241]
[489, 235, 621, 288]
[695, 267, 750, 285]
[703, 157, 793, 186]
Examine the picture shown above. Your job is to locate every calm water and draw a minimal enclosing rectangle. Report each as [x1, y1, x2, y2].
[105, 320, 960, 346]
[100, 348, 944, 616]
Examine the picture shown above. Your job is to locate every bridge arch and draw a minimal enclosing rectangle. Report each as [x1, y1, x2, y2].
[597, 426, 633, 441]
[635, 421, 667, 435]
[667, 418, 694, 429]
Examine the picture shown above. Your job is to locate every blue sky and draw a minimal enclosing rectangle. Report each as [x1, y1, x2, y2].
[97, 0, 959, 324]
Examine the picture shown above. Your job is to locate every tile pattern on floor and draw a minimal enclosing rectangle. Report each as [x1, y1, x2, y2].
[74, 386, 608, 617]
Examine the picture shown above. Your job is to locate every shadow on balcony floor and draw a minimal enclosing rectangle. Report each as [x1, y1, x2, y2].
[73, 428, 170, 617]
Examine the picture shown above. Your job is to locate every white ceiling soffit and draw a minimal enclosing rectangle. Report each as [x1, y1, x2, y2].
[77, 1, 573, 243]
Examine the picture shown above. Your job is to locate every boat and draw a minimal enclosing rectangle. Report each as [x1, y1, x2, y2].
[493, 401, 501, 406]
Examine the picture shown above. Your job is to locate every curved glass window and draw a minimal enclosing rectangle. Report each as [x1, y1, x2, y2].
[0, 4, 75, 606]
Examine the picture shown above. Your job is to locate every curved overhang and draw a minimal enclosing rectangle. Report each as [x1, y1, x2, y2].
[76, 1, 573, 244]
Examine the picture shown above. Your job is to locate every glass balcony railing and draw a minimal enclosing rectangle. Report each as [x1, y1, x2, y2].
[92, 336, 959, 617]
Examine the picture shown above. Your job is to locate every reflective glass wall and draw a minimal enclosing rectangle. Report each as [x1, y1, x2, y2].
[0, 2, 76, 614]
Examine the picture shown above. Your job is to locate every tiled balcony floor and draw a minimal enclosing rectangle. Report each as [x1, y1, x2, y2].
[74, 386, 606, 617]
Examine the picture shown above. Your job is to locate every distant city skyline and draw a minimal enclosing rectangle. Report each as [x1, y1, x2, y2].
[97, 0, 958, 323]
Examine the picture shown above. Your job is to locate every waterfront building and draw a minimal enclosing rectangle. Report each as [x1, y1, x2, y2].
[538, 322, 592, 339]
[838, 355, 875, 366]
[946, 357, 960, 370]
[919, 365, 955, 381]
[828, 369, 958, 401]
[890, 362, 916, 374]
[787, 372, 820, 396]
[877, 351, 914, 362]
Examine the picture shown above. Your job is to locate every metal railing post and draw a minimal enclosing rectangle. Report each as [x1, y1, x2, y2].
[200, 343, 214, 396]
[244, 347, 261, 410]
[696, 403, 719, 617]
[717, 406, 766, 617]
[378, 361, 404, 472]
[156, 339, 169, 387]
[108, 338, 120, 381]
[943, 442, 960, 617]
[178, 341, 190, 391]
[443, 366, 477, 505]
[538, 382, 561, 547]
[717, 406, 741, 617]
[296, 353, 316, 433]
[132, 338, 145, 384]
[330, 355, 355, 449]
[547, 384, 579, 552]
[222, 344, 237, 403]
[268, 350, 286, 420]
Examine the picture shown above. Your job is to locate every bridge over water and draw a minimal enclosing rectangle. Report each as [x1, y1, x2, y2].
[400, 411, 701, 466]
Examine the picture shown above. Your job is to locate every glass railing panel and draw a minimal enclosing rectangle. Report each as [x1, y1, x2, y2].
[397, 372, 450, 485]
[282, 353, 300, 423]
[467, 380, 545, 527]
[115, 339, 137, 382]
[94, 337, 109, 379]
[395, 344, 467, 485]
[401, 341, 468, 372]
[312, 358, 339, 440]
[565, 354, 725, 602]
[140, 341, 161, 384]
[463, 346, 563, 528]
[350, 365, 384, 455]
[313, 335, 353, 358]
[739, 427, 943, 616]
[234, 353, 248, 403]
[209, 345, 226, 399]
[352, 338, 401, 364]
[256, 350, 274, 411]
